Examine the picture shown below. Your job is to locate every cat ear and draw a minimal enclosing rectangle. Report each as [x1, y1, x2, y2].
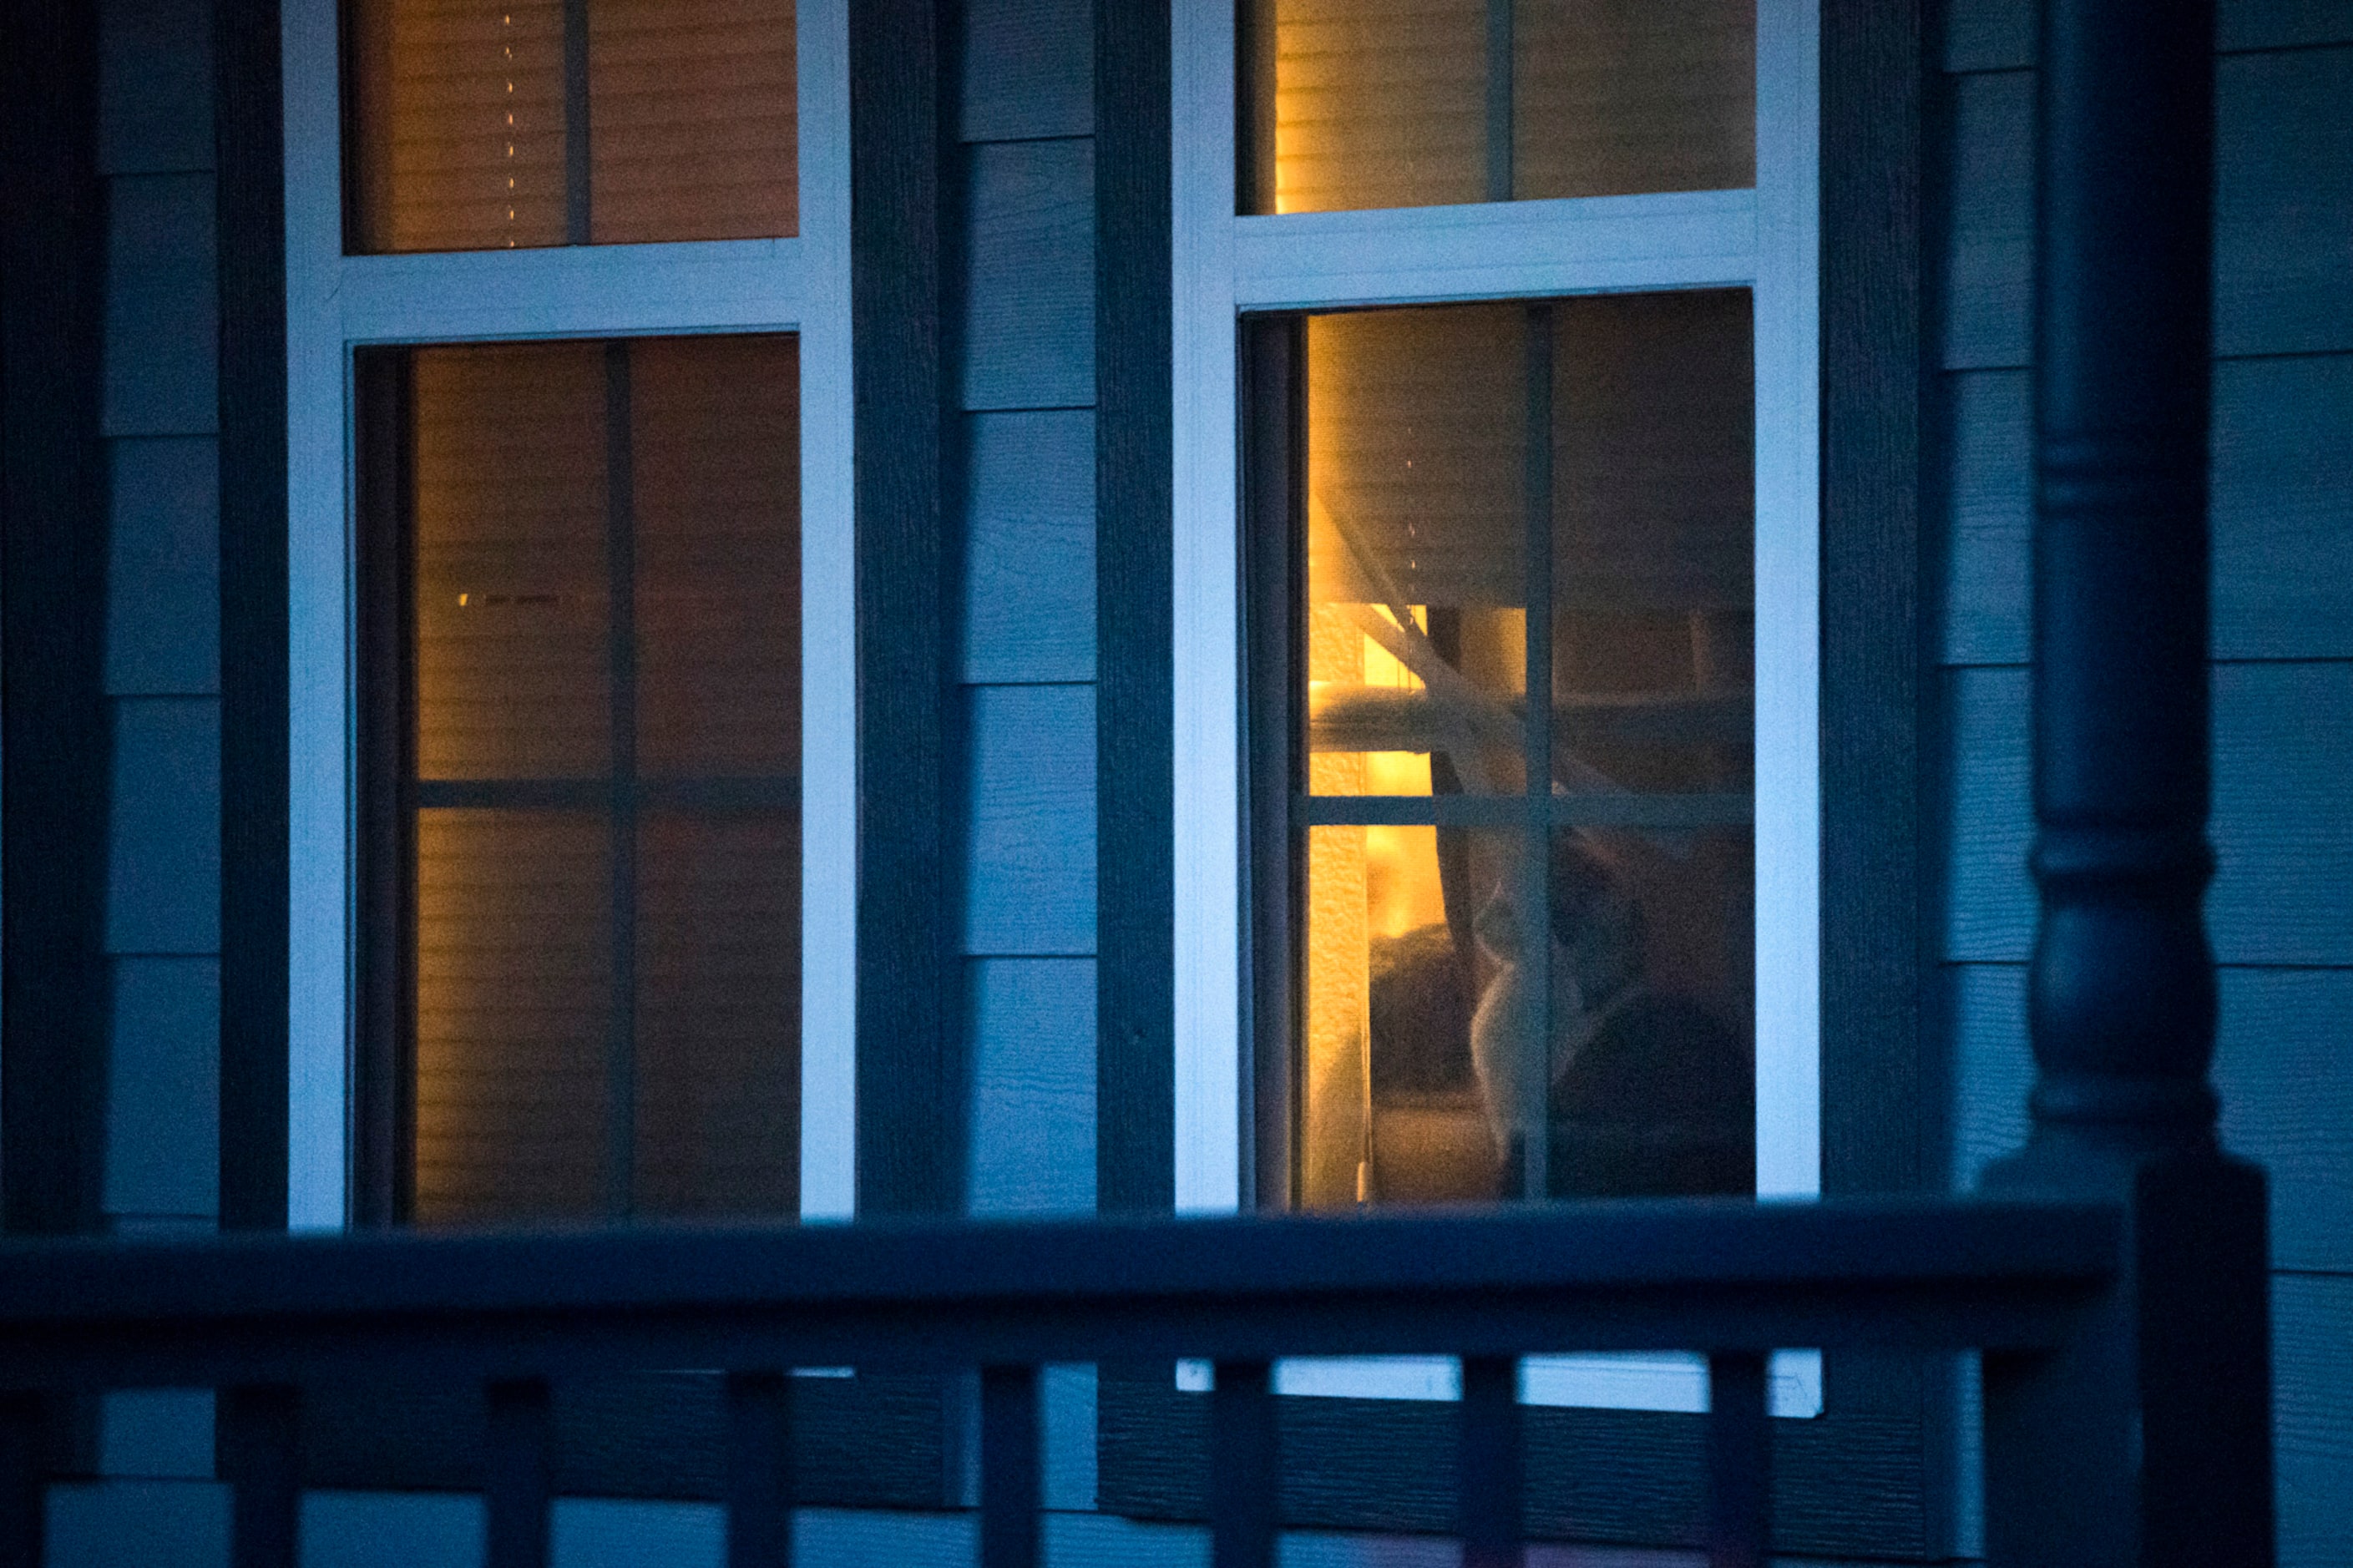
[1473, 890, 1519, 959]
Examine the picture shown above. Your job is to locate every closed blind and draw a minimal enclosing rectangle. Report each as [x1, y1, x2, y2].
[393, 335, 800, 1225]
[1250, 0, 1753, 214]
[346, 0, 797, 252]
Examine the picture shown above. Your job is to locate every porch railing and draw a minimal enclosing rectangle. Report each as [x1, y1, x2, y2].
[0, 1197, 2127, 1568]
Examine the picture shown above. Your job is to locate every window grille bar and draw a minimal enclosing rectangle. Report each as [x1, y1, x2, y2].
[1705, 1352, 1770, 1568]
[1485, 0, 1514, 202]
[0, 1394, 39, 1568]
[725, 1372, 793, 1568]
[1297, 793, 1753, 831]
[979, 1365, 1041, 1568]
[1459, 1355, 1523, 1567]
[485, 1378, 554, 1568]
[1519, 301, 1555, 1200]
[604, 341, 638, 1221]
[563, 0, 592, 243]
[223, 1385, 301, 1568]
[1211, 1361, 1277, 1568]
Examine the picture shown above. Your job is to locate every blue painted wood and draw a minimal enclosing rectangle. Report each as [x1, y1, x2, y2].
[1941, 355, 2353, 665]
[960, 684, 1096, 957]
[965, 958, 1096, 1216]
[2221, 0, 2353, 48]
[961, 411, 1096, 685]
[1940, 44, 2353, 369]
[104, 697, 220, 954]
[101, 957, 219, 1220]
[959, 0, 1091, 143]
[2216, 45, 2353, 357]
[97, 1389, 214, 1480]
[1941, 662, 2353, 965]
[96, 0, 212, 176]
[959, 139, 1095, 413]
[101, 173, 216, 437]
[104, 438, 219, 695]
[1936, 69, 2033, 372]
[2275, 1273, 2353, 1568]
[1947, 961, 2353, 1273]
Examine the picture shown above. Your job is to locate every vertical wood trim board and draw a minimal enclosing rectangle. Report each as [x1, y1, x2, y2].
[0, 0, 112, 1236]
[852, 0, 963, 1218]
[1095, 0, 1175, 1215]
[215, 0, 291, 1232]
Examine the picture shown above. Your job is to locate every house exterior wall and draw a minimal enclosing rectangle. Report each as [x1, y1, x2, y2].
[37, 0, 2353, 1559]
[1931, 2, 2353, 1561]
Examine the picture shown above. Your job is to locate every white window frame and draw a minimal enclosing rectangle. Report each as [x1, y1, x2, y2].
[280, 0, 857, 1230]
[1169, 0, 1822, 1416]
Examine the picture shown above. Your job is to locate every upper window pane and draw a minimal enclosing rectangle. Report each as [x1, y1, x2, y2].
[344, 0, 798, 253]
[1243, 0, 1753, 215]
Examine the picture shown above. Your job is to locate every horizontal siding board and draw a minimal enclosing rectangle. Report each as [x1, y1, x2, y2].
[960, 682, 1096, 955]
[2221, 0, 2353, 49]
[1940, 47, 2353, 367]
[102, 174, 218, 437]
[1943, 0, 2353, 73]
[2216, 45, 2353, 357]
[1936, 69, 2032, 371]
[959, 0, 1092, 142]
[1936, 368, 2029, 666]
[2276, 1272, 2353, 1568]
[97, 0, 214, 175]
[102, 957, 220, 1218]
[1942, 662, 2353, 964]
[2215, 970, 2353, 1273]
[1941, 355, 2353, 665]
[959, 139, 1096, 412]
[105, 438, 220, 695]
[961, 410, 1096, 684]
[1946, 961, 2353, 1273]
[105, 696, 221, 953]
[965, 957, 1097, 1215]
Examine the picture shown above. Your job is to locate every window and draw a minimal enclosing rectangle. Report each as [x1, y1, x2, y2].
[1171, 0, 1819, 1412]
[284, 0, 853, 1228]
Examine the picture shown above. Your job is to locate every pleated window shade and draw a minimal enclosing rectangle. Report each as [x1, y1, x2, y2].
[344, 0, 797, 253]
[392, 335, 801, 1225]
[1247, 0, 1753, 215]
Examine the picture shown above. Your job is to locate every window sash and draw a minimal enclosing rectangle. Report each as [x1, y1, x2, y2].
[1172, 0, 1820, 1414]
[282, 0, 855, 1229]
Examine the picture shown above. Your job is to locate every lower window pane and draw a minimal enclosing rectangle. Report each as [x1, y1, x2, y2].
[413, 808, 612, 1224]
[633, 811, 801, 1218]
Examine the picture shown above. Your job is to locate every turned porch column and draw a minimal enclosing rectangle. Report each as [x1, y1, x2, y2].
[1981, 2, 2274, 1564]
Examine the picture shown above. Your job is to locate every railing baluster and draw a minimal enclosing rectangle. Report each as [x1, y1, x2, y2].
[221, 1385, 301, 1568]
[726, 1373, 793, 1568]
[1705, 1353, 1769, 1568]
[1459, 1356, 1521, 1568]
[485, 1378, 554, 1568]
[1211, 1361, 1276, 1568]
[0, 1394, 44, 1568]
[979, 1365, 1040, 1568]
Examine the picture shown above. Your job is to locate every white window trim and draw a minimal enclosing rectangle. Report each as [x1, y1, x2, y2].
[1170, 0, 1821, 1416]
[280, 0, 857, 1230]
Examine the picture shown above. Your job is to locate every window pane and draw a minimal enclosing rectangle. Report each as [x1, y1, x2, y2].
[1305, 306, 1527, 797]
[345, 0, 797, 253]
[634, 811, 799, 1217]
[1245, 0, 1753, 215]
[1551, 290, 1753, 795]
[384, 334, 800, 1226]
[631, 335, 800, 777]
[588, 0, 798, 245]
[1278, 292, 1754, 1206]
[412, 342, 612, 781]
[413, 808, 611, 1223]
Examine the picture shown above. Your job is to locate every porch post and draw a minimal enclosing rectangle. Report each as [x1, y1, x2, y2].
[1981, 1, 2273, 1565]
